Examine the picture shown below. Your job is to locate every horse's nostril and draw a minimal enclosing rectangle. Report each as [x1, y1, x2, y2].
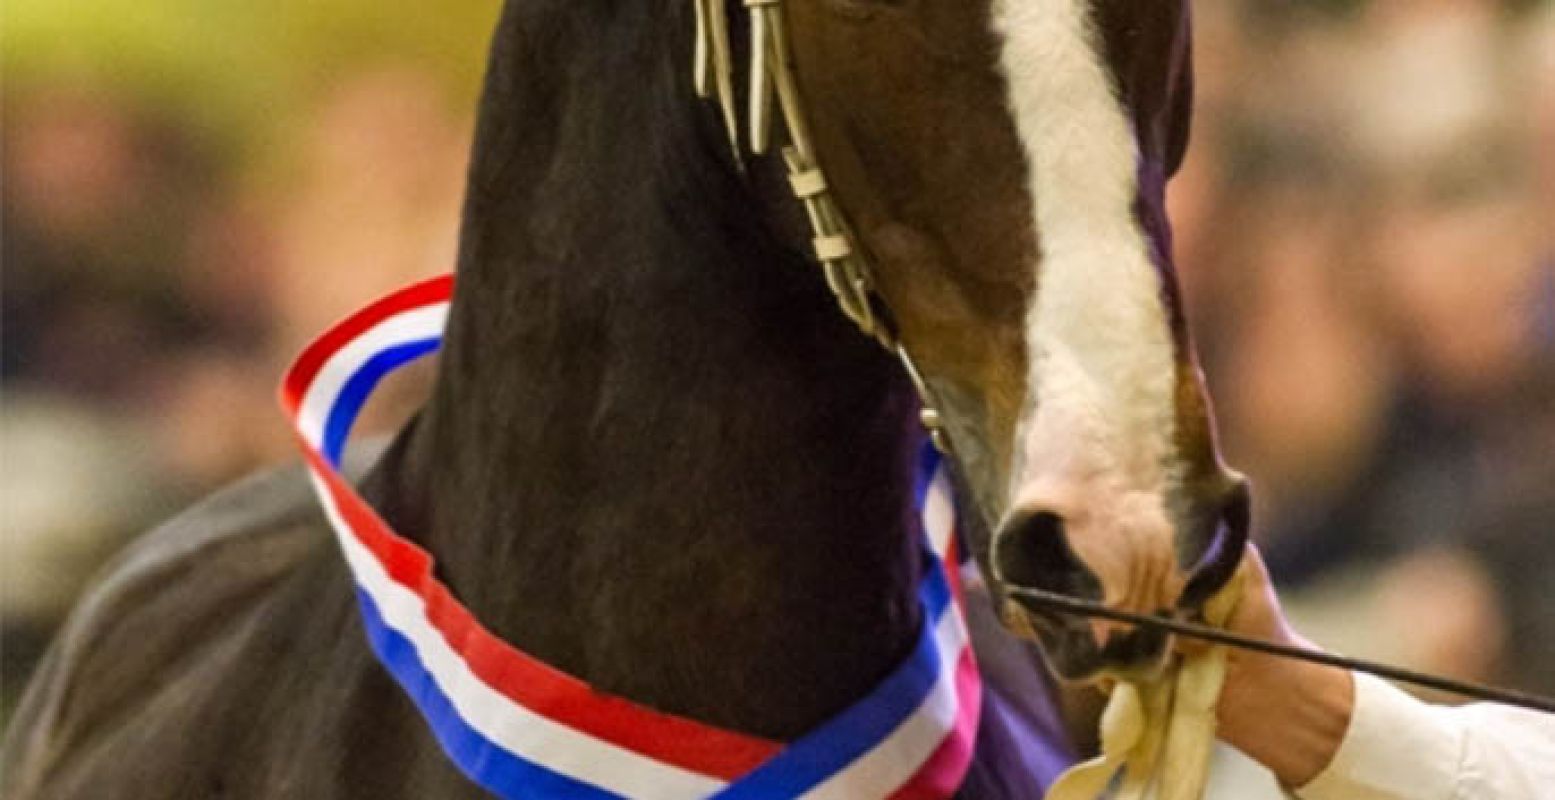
[1177, 479, 1252, 612]
[993, 510, 1103, 601]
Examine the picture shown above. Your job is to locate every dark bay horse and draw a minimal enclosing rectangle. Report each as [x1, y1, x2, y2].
[3, 1, 1242, 797]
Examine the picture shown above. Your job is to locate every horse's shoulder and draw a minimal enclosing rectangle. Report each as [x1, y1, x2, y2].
[2, 461, 336, 797]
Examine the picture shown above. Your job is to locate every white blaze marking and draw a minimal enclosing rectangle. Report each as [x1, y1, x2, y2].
[992, 0, 1179, 491]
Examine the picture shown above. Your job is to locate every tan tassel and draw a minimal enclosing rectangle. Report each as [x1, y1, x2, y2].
[746, 0, 777, 154]
[693, 0, 712, 98]
[762, 0, 814, 164]
[705, 0, 741, 159]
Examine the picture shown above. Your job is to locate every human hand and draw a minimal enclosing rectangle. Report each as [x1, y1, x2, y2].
[1210, 546, 1356, 788]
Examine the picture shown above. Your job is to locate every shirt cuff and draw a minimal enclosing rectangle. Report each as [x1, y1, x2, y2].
[1296, 673, 1463, 800]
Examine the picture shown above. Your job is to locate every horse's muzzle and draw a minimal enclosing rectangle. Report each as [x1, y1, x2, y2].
[989, 479, 1251, 681]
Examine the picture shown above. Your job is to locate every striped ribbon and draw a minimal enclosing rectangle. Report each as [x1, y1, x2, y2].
[280, 275, 983, 799]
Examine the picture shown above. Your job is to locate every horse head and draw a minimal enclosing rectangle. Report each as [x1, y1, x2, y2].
[748, 0, 1249, 682]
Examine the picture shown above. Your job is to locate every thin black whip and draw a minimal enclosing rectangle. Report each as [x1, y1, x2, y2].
[1006, 586, 1555, 714]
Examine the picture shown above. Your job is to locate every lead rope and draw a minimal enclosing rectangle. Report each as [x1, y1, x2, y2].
[693, 0, 952, 453]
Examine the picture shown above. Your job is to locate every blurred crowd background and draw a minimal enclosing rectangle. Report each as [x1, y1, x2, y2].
[3, 0, 1552, 722]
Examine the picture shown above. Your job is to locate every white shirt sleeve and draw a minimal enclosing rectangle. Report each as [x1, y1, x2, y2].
[1297, 672, 1555, 800]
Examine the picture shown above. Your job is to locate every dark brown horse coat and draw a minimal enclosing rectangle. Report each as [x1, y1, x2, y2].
[4, 1, 1199, 797]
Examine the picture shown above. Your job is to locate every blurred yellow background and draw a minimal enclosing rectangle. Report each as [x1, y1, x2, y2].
[3, 0, 1553, 721]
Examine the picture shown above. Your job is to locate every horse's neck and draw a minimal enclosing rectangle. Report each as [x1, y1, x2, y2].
[358, 2, 923, 739]
[369, 248, 922, 740]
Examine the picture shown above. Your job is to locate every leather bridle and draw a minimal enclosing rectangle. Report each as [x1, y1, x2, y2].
[692, 0, 952, 453]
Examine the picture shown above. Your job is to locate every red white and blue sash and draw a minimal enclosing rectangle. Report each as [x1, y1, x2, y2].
[281, 275, 983, 799]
